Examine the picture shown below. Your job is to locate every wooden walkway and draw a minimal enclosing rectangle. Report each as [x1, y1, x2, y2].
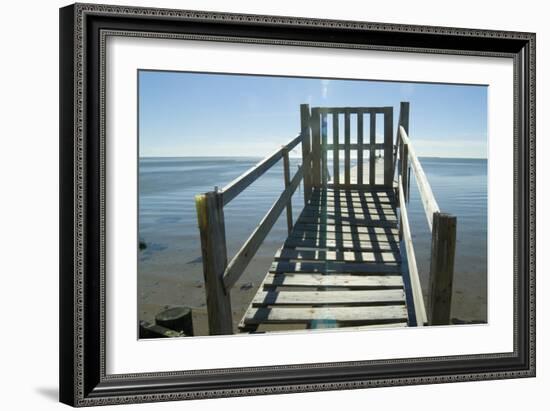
[196, 102, 456, 336]
[238, 187, 409, 332]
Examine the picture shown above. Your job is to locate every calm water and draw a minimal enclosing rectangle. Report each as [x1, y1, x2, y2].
[139, 157, 487, 321]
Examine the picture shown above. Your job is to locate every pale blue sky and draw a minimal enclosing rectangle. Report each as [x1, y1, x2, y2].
[138, 70, 487, 159]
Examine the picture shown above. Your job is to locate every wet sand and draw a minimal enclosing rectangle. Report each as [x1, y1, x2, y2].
[139, 245, 486, 336]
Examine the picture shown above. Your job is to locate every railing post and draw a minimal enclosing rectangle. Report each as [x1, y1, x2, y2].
[195, 190, 233, 335]
[282, 146, 293, 235]
[399, 101, 410, 135]
[393, 102, 410, 179]
[383, 107, 394, 187]
[310, 108, 322, 188]
[300, 104, 312, 204]
[428, 212, 457, 325]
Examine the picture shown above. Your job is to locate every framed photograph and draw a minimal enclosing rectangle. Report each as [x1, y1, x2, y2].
[59, 3, 535, 406]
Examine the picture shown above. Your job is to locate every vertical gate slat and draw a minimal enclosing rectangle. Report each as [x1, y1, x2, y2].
[357, 113, 364, 185]
[300, 104, 312, 204]
[369, 112, 376, 186]
[321, 113, 328, 186]
[311, 108, 321, 187]
[344, 111, 351, 185]
[333, 112, 339, 185]
[383, 108, 394, 187]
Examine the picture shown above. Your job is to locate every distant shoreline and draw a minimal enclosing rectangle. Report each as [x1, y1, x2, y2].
[139, 155, 488, 161]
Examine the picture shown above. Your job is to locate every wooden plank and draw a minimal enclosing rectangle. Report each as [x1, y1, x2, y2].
[241, 306, 408, 325]
[283, 237, 399, 251]
[221, 134, 302, 205]
[311, 108, 321, 187]
[241, 322, 408, 333]
[300, 104, 312, 205]
[309, 192, 395, 201]
[288, 230, 399, 243]
[313, 187, 396, 195]
[270, 261, 401, 274]
[293, 223, 399, 235]
[332, 112, 339, 185]
[398, 179, 427, 326]
[383, 107, 393, 187]
[263, 273, 404, 288]
[195, 191, 233, 335]
[302, 204, 397, 215]
[428, 212, 457, 325]
[357, 113, 364, 185]
[308, 194, 395, 204]
[369, 112, 376, 186]
[344, 111, 351, 185]
[282, 147, 293, 235]
[295, 216, 398, 229]
[275, 248, 401, 263]
[321, 113, 328, 186]
[223, 167, 303, 290]
[399, 126, 440, 230]
[307, 198, 395, 210]
[299, 210, 397, 222]
[252, 290, 405, 306]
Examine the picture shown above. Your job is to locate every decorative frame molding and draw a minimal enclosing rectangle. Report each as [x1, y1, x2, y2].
[59, 3, 535, 407]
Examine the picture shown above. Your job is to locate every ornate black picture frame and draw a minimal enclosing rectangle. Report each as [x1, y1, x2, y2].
[59, 3, 535, 407]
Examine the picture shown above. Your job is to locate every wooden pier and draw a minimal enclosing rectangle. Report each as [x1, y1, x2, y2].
[195, 102, 456, 335]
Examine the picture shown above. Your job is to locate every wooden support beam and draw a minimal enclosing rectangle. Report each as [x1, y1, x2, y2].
[311, 108, 321, 187]
[428, 212, 457, 325]
[300, 104, 312, 204]
[195, 191, 233, 335]
[399, 101, 410, 135]
[332, 112, 339, 185]
[344, 110, 351, 185]
[393, 102, 410, 179]
[282, 146, 293, 235]
[383, 107, 394, 187]
[369, 112, 376, 186]
[357, 113, 364, 185]
[321, 113, 328, 186]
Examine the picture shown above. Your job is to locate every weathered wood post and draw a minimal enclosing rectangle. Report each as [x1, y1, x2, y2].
[321, 113, 328, 186]
[282, 146, 293, 235]
[195, 190, 233, 335]
[383, 107, 394, 187]
[428, 212, 457, 325]
[310, 108, 322, 188]
[300, 104, 312, 204]
[393, 102, 410, 180]
[399, 101, 410, 135]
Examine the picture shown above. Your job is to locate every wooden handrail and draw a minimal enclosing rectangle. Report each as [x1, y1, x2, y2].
[220, 133, 303, 206]
[398, 177, 427, 326]
[399, 125, 440, 231]
[223, 166, 303, 290]
[196, 131, 308, 334]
